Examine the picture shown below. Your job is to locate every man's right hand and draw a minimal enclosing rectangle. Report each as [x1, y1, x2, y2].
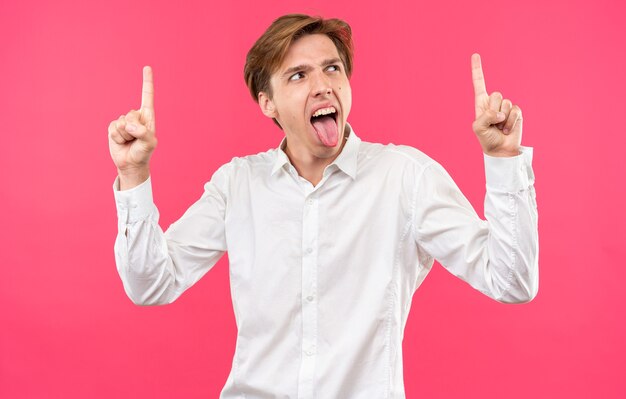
[108, 66, 157, 190]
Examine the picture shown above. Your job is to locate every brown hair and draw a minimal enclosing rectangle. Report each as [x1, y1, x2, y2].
[244, 14, 354, 103]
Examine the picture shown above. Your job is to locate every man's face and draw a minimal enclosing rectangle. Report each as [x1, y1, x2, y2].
[259, 33, 352, 160]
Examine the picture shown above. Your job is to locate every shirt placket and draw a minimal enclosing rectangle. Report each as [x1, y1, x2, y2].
[297, 189, 319, 399]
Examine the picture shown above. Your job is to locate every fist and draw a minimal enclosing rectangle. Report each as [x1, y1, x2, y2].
[108, 66, 157, 175]
[471, 54, 523, 157]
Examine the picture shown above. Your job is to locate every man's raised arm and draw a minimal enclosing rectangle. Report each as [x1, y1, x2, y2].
[414, 54, 538, 303]
[108, 67, 227, 305]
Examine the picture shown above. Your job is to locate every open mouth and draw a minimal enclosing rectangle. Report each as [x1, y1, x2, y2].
[310, 106, 339, 147]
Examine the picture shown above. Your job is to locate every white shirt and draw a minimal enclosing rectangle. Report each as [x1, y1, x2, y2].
[113, 125, 538, 399]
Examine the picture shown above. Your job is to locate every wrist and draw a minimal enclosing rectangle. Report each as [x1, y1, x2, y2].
[484, 148, 521, 158]
[118, 167, 150, 190]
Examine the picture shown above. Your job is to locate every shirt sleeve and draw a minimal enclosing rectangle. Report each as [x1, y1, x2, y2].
[412, 147, 538, 303]
[113, 168, 228, 305]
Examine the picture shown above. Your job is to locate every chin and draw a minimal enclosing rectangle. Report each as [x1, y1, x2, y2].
[314, 141, 343, 159]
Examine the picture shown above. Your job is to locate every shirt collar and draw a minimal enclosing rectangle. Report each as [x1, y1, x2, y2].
[271, 123, 361, 180]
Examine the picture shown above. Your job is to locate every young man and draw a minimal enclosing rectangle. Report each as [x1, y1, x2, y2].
[108, 14, 538, 399]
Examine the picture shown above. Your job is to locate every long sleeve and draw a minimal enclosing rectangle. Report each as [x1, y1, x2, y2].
[413, 147, 538, 303]
[113, 168, 228, 305]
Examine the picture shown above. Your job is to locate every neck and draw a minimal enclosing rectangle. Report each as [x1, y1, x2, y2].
[284, 131, 348, 187]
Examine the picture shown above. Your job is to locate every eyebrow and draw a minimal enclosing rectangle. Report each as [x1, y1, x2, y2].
[281, 58, 343, 78]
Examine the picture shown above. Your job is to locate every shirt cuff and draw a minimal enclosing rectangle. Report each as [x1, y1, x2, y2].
[113, 175, 156, 223]
[484, 146, 535, 192]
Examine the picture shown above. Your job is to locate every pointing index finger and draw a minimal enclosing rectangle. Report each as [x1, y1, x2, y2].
[141, 66, 154, 111]
[471, 53, 487, 100]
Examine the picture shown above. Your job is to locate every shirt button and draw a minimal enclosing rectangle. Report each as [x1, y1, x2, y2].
[307, 199, 314, 206]
[305, 348, 315, 356]
[306, 295, 314, 302]
[305, 248, 312, 255]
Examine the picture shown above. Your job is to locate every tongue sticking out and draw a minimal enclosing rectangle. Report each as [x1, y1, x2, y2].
[311, 115, 339, 147]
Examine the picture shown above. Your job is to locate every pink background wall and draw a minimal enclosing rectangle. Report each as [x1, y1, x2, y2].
[1, 0, 624, 397]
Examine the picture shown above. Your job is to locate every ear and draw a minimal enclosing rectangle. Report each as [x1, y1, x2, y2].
[258, 91, 278, 119]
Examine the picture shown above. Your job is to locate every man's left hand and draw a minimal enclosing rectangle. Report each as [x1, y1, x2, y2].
[471, 53, 523, 157]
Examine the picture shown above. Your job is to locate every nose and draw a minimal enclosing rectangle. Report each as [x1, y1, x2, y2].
[311, 71, 332, 97]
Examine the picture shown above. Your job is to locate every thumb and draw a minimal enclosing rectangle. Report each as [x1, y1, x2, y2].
[473, 109, 505, 133]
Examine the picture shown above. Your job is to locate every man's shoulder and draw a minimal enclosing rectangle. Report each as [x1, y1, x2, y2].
[359, 139, 436, 171]
[205, 147, 278, 189]
[217, 147, 278, 171]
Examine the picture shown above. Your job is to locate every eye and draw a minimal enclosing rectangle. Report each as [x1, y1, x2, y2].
[289, 72, 304, 81]
[327, 65, 340, 72]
